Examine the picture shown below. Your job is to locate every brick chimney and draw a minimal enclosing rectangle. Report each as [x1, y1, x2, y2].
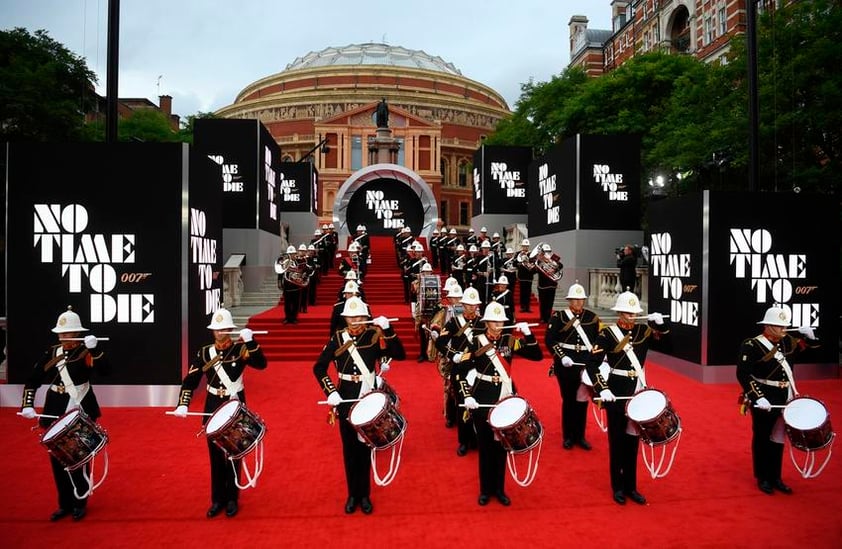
[159, 95, 172, 116]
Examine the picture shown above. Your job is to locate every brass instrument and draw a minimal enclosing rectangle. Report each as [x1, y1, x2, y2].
[532, 241, 564, 282]
[283, 260, 310, 288]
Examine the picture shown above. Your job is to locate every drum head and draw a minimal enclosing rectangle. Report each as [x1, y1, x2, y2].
[42, 410, 80, 441]
[206, 400, 241, 435]
[627, 390, 667, 422]
[489, 397, 528, 429]
[350, 392, 387, 425]
[784, 397, 827, 430]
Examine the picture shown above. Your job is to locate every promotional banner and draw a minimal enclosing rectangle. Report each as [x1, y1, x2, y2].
[344, 178, 424, 236]
[577, 134, 641, 230]
[194, 119, 281, 233]
[278, 161, 317, 214]
[527, 139, 575, 235]
[647, 191, 838, 366]
[472, 145, 532, 215]
[5, 142, 216, 385]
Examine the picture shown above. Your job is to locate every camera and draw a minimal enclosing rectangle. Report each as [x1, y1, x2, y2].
[615, 245, 650, 264]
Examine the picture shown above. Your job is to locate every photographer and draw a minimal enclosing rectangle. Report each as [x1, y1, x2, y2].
[616, 245, 638, 293]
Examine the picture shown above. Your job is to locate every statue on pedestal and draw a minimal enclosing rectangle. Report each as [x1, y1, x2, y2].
[376, 98, 389, 128]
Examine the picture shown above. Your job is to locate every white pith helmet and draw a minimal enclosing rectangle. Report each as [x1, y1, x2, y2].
[611, 291, 644, 314]
[481, 302, 508, 322]
[433, 228, 440, 234]
[521, 239, 530, 247]
[328, 223, 335, 229]
[344, 270, 358, 280]
[449, 228, 457, 235]
[468, 245, 478, 253]
[443, 276, 459, 291]
[298, 243, 307, 251]
[314, 229, 322, 235]
[421, 263, 433, 272]
[341, 296, 369, 317]
[307, 244, 315, 251]
[207, 308, 237, 330]
[566, 282, 588, 300]
[321, 224, 328, 229]
[348, 242, 359, 252]
[495, 275, 509, 285]
[286, 245, 296, 254]
[356, 224, 364, 231]
[456, 244, 465, 252]
[343, 281, 359, 294]
[447, 284, 463, 298]
[505, 247, 514, 254]
[481, 240, 491, 249]
[541, 243, 551, 252]
[412, 242, 424, 252]
[480, 227, 487, 233]
[758, 306, 791, 327]
[460, 287, 482, 305]
[52, 306, 88, 334]
[492, 232, 500, 238]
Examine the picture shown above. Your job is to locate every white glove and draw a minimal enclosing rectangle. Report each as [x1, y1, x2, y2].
[239, 328, 254, 343]
[599, 389, 616, 402]
[646, 312, 664, 325]
[380, 361, 391, 374]
[430, 329, 439, 341]
[560, 356, 575, 368]
[515, 322, 531, 336]
[755, 397, 772, 411]
[463, 396, 479, 410]
[20, 407, 37, 419]
[84, 335, 98, 349]
[372, 315, 390, 330]
[326, 391, 342, 406]
[452, 352, 464, 364]
[375, 375, 384, 388]
[173, 405, 188, 418]
[797, 326, 816, 340]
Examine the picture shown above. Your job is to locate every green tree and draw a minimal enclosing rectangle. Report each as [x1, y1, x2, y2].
[0, 28, 97, 141]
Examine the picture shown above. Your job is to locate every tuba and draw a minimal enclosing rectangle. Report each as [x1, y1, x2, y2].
[532, 242, 564, 282]
[284, 259, 310, 288]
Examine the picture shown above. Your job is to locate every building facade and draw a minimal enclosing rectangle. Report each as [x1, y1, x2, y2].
[214, 43, 511, 230]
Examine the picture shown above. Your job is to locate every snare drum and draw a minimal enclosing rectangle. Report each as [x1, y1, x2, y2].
[41, 409, 108, 470]
[783, 396, 834, 451]
[625, 389, 681, 445]
[349, 391, 406, 449]
[206, 400, 266, 459]
[488, 396, 543, 453]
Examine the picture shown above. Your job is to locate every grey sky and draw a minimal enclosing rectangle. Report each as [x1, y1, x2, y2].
[1, 0, 612, 119]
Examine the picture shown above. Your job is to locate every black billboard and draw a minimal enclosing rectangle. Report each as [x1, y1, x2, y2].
[278, 162, 317, 214]
[194, 118, 281, 233]
[527, 140, 575, 235]
[344, 178, 424, 236]
[472, 145, 532, 215]
[578, 134, 641, 230]
[647, 191, 838, 366]
[5, 142, 214, 385]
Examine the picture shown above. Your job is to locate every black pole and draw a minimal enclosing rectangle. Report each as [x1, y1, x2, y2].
[105, 0, 120, 143]
[746, 0, 759, 192]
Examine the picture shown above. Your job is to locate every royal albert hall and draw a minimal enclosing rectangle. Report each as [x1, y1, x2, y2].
[214, 43, 511, 234]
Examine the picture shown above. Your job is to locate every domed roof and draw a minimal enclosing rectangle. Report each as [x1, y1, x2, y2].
[285, 43, 462, 76]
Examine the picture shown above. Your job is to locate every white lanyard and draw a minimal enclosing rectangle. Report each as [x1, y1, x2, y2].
[609, 326, 646, 390]
[209, 347, 244, 399]
[756, 335, 797, 399]
[476, 334, 513, 398]
[340, 331, 375, 395]
[564, 309, 593, 351]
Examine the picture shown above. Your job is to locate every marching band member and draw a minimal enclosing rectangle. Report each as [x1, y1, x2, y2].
[429, 227, 441, 269]
[297, 244, 312, 314]
[515, 239, 535, 313]
[500, 247, 517, 304]
[490, 275, 514, 324]
[585, 291, 669, 505]
[473, 240, 495, 303]
[171, 308, 267, 518]
[435, 286, 483, 455]
[313, 297, 406, 514]
[353, 225, 370, 279]
[737, 306, 819, 495]
[545, 283, 600, 450]
[337, 270, 366, 302]
[20, 306, 111, 522]
[414, 262, 436, 362]
[535, 243, 561, 323]
[330, 280, 361, 336]
[459, 301, 543, 506]
[451, 243, 468, 290]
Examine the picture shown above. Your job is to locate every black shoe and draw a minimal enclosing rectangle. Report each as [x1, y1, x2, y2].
[625, 490, 646, 505]
[478, 494, 490, 506]
[49, 508, 70, 522]
[757, 480, 774, 494]
[613, 491, 626, 505]
[445, 419, 454, 428]
[577, 439, 592, 451]
[417, 356, 427, 363]
[359, 497, 373, 514]
[344, 497, 357, 514]
[71, 507, 86, 521]
[563, 439, 573, 450]
[225, 501, 238, 517]
[773, 480, 793, 494]
[207, 502, 223, 518]
[457, 444, 468, 456]
[495, 491, 511, 506]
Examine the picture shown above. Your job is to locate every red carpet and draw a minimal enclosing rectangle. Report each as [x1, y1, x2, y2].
[3, 236, 841, 548]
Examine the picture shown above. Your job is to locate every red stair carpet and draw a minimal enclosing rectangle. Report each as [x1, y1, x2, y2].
[2, 235, 841, 548]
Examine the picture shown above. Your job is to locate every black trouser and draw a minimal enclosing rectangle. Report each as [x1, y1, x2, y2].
[750, 407, 785, 483]
[338, 417, 371, 499]
[555, 363, 588, 442]
[50, 456, 89, 510]
[447, 371, 476, 447]
[208, 440, 241, 505]
[283, 288, 300, 321]
[604, 401, 640, 493]
[518, 279, 532, 311]
[473, 409, 506, 496]
[537, 286, 556, 322]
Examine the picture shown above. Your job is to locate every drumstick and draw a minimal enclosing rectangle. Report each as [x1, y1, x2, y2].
[164, 411, 213, 416]
[65, 337, 110, 341]
[458, 403, 496, 408]
[753, 404, 787, 409]
[219, 330, 269, 335]
[599, 315, 671, 320]
[501, 323, 539, 329]
[351, 318, 399, 325]
[317, 398, 363, 405]
[16, 411, 60, 419]
[593, 396, 635, 401]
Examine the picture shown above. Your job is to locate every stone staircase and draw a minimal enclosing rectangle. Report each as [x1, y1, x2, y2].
[229, 275, 281, 327]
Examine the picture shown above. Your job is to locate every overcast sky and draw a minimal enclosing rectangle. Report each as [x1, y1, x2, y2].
[1, 0, 612, 118]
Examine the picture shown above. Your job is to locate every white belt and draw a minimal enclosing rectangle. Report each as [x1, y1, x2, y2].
[559, 343, 587, 352]
[752, 376, 789, 388]
[475, 372, 502, 383]
[609, 368, 638, 379]
[206, 382, 243, 397]
[50, 382, 90, 395]
[338, 373, 364, 382]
